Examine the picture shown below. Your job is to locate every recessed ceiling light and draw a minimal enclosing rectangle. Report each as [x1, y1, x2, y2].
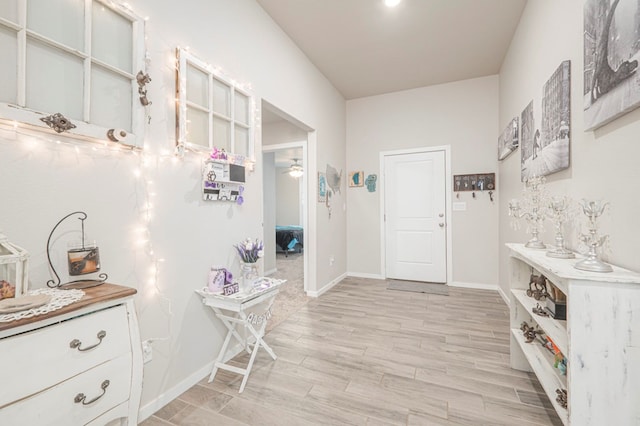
[384, 0, 402, 7]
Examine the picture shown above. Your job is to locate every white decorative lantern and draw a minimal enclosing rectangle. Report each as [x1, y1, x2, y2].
[0, 232, 29, 299]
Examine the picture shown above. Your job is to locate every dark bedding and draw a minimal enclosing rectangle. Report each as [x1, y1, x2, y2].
[275, 225, 304, 252]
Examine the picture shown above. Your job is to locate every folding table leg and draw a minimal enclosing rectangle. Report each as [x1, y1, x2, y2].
[208, 310, 238, 383]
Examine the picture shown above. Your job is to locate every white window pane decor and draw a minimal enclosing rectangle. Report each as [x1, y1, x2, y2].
[187, 107, 209, 149]
[176, 48, 254, 159]
[92, 1, 133, 73]
[234, 126, 249, 157]
[0, 27, 18, 104]
[234, 92, 249, 125]
[27, 0, 85, 51]
[212, 78, 230, 117]
[0, 1, 19, 23]
[212, 116, 230, 151]
[26, 38, 84, 120]
[0, 0, 146, 147]
[91, 65, 132, 131]
[186, 63, 208, 108]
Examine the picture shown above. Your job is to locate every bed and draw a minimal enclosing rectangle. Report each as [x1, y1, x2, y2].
[275, 225, 304, 255]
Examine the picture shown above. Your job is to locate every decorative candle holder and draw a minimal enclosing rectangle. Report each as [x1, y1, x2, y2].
[575, 199, 612, 273]
[546, 196, 575, 259]
[508, 176, 547, 249]
[46, 211, 108, 289]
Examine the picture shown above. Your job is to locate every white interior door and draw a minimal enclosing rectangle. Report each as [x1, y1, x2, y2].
[384, 150, 446, 283]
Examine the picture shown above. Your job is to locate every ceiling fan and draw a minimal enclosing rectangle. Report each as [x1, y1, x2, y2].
[283, 159, 304, 178]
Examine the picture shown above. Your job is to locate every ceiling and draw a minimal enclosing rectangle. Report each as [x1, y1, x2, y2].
[256, 0, 527, 100]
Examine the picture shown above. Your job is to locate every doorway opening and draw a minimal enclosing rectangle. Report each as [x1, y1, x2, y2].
[261, 100, 315, 330]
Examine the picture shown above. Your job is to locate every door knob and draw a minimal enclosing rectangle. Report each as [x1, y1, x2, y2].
[439, 222, 445, 228]
[439, 213, 444, 217]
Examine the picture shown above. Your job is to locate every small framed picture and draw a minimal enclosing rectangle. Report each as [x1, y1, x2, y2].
[318, 172, 327, 202]
[349, 171, 364, 187]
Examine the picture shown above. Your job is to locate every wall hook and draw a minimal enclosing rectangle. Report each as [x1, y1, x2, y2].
[488, 191, 494, 202]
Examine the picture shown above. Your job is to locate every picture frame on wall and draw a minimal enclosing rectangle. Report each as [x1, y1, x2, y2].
[521, 61, 571, 181]
[584, 0, 640, 130]
[498, 117, 519, 160]
[348, 171, 364, 187]
[318, 172, 327, 202]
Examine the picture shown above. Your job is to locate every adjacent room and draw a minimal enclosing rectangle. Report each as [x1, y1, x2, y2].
[0, 0, 638, 425]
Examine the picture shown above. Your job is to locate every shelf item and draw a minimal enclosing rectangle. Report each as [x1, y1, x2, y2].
[0, 283, 142, 425]
[507, 243, 640, 425]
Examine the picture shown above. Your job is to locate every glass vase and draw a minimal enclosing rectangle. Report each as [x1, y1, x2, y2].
[240, 262, 258, 293]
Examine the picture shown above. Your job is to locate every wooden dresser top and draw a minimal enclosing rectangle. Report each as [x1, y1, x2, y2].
[0, 283, 136, 333]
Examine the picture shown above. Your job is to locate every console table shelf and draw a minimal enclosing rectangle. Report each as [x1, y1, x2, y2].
[507, 243, 640, 426]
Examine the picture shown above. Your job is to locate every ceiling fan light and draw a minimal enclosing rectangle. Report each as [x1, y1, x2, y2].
[289, 168, 304, 178]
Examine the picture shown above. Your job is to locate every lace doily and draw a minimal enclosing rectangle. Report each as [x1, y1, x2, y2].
[0, 288, 85, 322]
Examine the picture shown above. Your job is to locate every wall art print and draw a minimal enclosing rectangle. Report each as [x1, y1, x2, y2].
[584, 0, 640, 130]
[521, 61, 571, 181]
[349, 171, 364, 187]
[317, 172, 327, 202]
[498, 116, 519, 160]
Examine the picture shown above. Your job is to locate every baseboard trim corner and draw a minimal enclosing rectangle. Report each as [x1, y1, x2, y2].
[449, 281, 499, 291]
[347, 272, 385, 280]
[307, 272, 347, 297]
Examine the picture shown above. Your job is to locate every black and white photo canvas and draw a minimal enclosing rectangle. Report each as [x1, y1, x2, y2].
[520, 101, 534, 180]
[584, 0, 640, 130]
[521, 61, 571, 181]
[498, 117, 519, 160]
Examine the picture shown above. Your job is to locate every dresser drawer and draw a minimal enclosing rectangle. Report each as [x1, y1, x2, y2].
[0, 353, 132, 425]
[0, 304, 131, 408]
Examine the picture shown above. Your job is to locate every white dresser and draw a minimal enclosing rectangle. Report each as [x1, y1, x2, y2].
[0, 284, 143, 425]
[507, 243, 640, 426]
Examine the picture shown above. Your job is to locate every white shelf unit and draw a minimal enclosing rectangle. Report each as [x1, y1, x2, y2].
[507, 243, 640, 426]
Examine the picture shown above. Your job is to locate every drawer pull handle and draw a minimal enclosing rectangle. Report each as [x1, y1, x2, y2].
[69, 330, 107, 351]
[74, 380, 110, 405]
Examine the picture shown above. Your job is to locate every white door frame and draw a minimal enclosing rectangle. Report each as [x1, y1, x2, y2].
[263, 140, 310, 293]
[379, 145, 452, 284]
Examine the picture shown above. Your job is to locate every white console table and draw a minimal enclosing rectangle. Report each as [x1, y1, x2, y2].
[507, 243, 640, 425]
[0, 283, 143, 425]
[196, 279, 285, 393]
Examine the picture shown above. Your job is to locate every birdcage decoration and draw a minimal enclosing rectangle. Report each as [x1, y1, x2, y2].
[0, 232, 29, 300]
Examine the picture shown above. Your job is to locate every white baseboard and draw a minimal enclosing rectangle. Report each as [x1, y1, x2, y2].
[448, 281, 499, 291]
[307, 272, 347, 297]
[264, 268, 277, 276]
[347, 271, 385, 280]
[497, 285, 510, 307]
[138, 341, 247, 421]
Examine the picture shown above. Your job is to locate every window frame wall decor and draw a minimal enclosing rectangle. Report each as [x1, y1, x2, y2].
[0, 0, 147, 147]
[176, 47, 254, 161]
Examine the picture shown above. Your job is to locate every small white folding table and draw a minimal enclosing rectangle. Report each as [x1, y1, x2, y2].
[196, 279, 285, 393]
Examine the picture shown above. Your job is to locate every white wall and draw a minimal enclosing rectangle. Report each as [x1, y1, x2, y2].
[0, 0, 346, 415]
[498, 0, 640, 296]
[276, 169, 301, 226]
[346, 76, 499, 286]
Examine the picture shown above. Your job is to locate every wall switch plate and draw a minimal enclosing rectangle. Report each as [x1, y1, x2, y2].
[453, 202, 467, 211]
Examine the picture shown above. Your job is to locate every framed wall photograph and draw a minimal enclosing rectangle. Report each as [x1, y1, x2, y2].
[318, 172, 327, 202]
[584, 0, 640, 130]
[349, 171, 364, 187]
[498, 117, 519, 160]
[521, 61, 571, 181]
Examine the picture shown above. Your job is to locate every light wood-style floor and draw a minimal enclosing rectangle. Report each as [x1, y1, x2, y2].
[141, 277, 562, 425]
